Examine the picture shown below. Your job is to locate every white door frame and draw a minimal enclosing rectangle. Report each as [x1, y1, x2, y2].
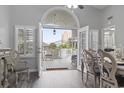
[37, 6, 80, 74]
[37, 23, 43, 77]
[77, 26, 89, 71]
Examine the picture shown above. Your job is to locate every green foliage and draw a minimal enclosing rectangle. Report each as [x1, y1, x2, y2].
[48, 43, 73, 49]
[49, 43, 57, 49]
[57, 44, 72, 49]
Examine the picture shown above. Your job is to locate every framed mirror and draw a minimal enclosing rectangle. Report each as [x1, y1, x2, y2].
[102, 25, 116, 52]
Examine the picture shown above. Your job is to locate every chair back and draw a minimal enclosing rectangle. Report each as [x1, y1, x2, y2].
[99, 50, 118, 88]
[0, 57, 4, 87]
[5, 49, 20, 70]
[83, 49, 95, 74]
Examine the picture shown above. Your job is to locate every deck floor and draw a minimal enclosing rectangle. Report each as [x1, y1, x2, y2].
[43, 56, 76, 70]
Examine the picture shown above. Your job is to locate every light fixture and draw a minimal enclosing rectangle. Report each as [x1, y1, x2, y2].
[53, 29, 56, 35]
[107, 16, 113, 26]
[53, 14, 56, 35]
[66, 5, 78, 9]
[65, 5, 84, 11]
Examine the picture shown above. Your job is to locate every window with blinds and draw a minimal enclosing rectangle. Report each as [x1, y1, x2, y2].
[15, 26, 35, 57]
[103, 26, 115, 49]
[78, 26, 89, 66]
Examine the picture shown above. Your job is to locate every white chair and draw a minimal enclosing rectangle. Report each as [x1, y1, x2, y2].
[5, 50, 30, 86]
[83, 49, 100, 87]
[99, 50, 118, 88]
[0, 57, 4, 87]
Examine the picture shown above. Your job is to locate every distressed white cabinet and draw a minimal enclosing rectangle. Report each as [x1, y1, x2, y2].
[15, 25, 35, 57]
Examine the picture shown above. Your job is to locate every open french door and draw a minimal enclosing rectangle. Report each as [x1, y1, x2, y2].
[37, 23, 43, 77]
[77, 26, 89, 71]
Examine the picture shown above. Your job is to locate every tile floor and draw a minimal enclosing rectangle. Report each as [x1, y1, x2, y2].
[32, 70, 84, 88]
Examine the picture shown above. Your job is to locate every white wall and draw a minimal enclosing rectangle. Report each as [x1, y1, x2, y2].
[8, 5, 102, 70]
[5, 5, 124, 70]
[9, 5, 56, 70]
[101, 5, 124, 48]
[9, 5, 102, 47]
[74, 5, 102, 29]
[0, 6, 10, 48]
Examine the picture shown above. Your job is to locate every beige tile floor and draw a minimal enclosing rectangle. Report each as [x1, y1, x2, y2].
[32, 70, 85, 88]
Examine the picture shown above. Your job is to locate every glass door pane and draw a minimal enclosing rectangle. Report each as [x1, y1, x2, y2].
[18, 29, 25, 55]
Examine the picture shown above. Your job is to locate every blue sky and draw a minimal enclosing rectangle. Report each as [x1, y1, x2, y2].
[43, 28, 72, 44]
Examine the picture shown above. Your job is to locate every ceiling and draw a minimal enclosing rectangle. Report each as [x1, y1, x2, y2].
[91, 5, 108, 10]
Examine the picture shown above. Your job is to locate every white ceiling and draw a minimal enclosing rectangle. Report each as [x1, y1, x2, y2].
[91, 5, 108, 10]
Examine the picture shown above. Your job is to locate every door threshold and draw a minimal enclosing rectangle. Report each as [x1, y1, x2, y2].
[46, 68, 68, 71]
